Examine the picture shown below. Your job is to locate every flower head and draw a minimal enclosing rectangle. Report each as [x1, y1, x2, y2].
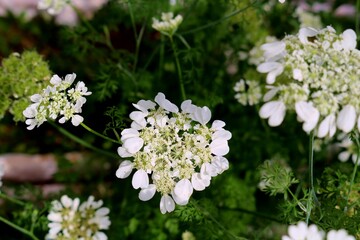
[46, 195, 110, 240]
[282, 221, 355, 240]
[152, 12, 183, 37]
[38, 0, 69, 15]
[23, 73, 91, 130]
[116, 92, 231, 213]
[257, 26, 360, 138]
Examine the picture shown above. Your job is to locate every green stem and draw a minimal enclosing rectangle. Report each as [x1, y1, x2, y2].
[49, 121, 119, 159]
[218, 206, 281, 223]
[169, 36, 187, 101]
[305, 131, 318, 224]
[80, 122, 120, 144]
[0, 216, 39, 240]
[0, 192, 25, 206]
[287, 188, 307, 214]
[345, 134, 360, 212]
[158, 36, 165, 81]
[112, 129, 121, 142]
[180, 1, 257, 35]
[192, 201, 247, 240]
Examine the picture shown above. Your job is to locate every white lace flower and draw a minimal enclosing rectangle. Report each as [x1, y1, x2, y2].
[337, 134, 360, 165]
[116, 92, 231, 213]
[47, 195, 110, 240]
[256, 26, 360, 138]
[38, 0, 69, 15]
[234, 79, 263, 106]
[282, 221, 356, 240]
[152, 12, 183, 37]
[23, 73, 91, 129]
[327, 229, 355, 240]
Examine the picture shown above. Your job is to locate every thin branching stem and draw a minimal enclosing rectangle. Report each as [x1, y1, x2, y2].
[80, 122, 120, 144]
[0, 192, 25, 206]
[345, 133, 360, 212]
[169, 36, 187, 101]
[192, 201, 248, 240]
[306, 131, 318, 224]
[0, 216, 39, 240]
[49, 121, 118, 159]
[180, 0, 257, 35]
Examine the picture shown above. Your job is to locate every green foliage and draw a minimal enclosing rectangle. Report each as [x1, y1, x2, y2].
[0, 51, 51, 121]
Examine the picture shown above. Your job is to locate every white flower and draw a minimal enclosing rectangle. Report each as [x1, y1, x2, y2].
[327, 229, 355, 240]
[116, 93, 231, 213]
[256, 26, 360, 137]
[152, 12, 183, 37]
[38, 0, 68, 15]
[47, 195, 110, 239]
[23, 73, 91, 130]
[337, 134, 360, 165]
[282, 221, 324, 240]
[259, 101, 286, 127]
[279, 0, 285, 3]
[282, 221, 356, 240]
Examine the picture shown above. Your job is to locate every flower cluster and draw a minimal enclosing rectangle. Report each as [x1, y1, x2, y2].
[282, 221, 355, 240]
[234, 79, 263, 106]
[152, 12, 183, 37]
[116, 92, 231, 214]
[23, 73, 91, 130]
[257, 26, 360, 138]
[38, 0, 69, 15]
[47, 195, 111, 240]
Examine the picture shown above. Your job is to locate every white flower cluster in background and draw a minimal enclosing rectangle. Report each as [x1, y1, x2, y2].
[234, 79, 263, 106]
[116, 92, 231, 214]
[38, 0, 69, 15]
[257, 26, 360, 138]
[23, 73, 91, 130]
[47, 195, 111, 240]
[282, 221, 355, 240]
[294, 7, 323, 29]
[336, 134, 360, 165]
[152, 12, 183, 37]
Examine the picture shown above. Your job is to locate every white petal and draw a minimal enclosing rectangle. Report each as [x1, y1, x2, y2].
[341, 29, 357, 50]
[193, 106, 211, 125]
[117, 147, 133, 158]
[295, 101, 320, 132]
[154, 92, 179, 113]
[133, 100, 156, 113]
[260, 41, 286, 61]
[132, 169, 149, 189]
[115, 160, 134, 178]
[181, 100, 196, 114]
[263, 87, 279, 102]
[130, 111, 147, 122]
[338, 151, 350, 162]
[201, 162, 217, 177]
[257, 62, 284, 84]
[299, 27, 318, 44]
[317, 114, 336, 138]
[293, 69, 303, 81]
[123, 137, 144, 154]
[210, 139, 229, 156]
[212, 156, 229, 174]
[173, 179, 193, 205]
[160, 195, 175, 214]
[211, 120, 225, 130]
[191, 173, 209, 191]
[337, 105, 356, 133]
[47, 212, 62, 222]
[71, 115, 83, 126]
[259, 101, 286, 127]
[139, 184, 156, 201]
[120, 128, 139, 141]
[50, 74, 62, 85]
[93, 232, 108, 240]
[212, 130, 232, 141]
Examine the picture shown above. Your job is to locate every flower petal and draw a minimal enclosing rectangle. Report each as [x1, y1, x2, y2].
[155, 92, 179, 113]
[123, 137, 144, 154]
[337, 105, 356, 133]
[160, 195, 175, 214]
[139, 184, 156, 201]
[132, 169, 149, 189]
[116, 160, 134, 178]
[210, 139, 229, 156]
